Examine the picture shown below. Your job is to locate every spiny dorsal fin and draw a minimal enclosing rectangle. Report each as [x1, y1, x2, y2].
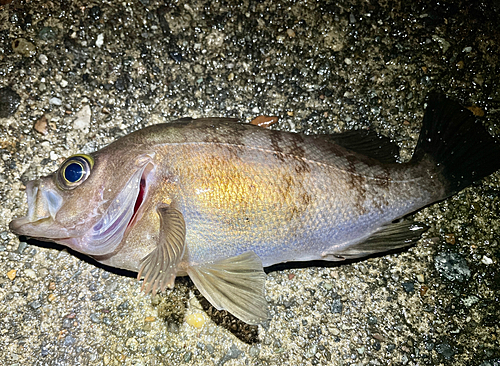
[187, 251, 269, 325]
[137, 204, 186, 295]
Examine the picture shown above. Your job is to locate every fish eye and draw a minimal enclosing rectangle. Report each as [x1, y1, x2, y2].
[57, 154, 94, 189]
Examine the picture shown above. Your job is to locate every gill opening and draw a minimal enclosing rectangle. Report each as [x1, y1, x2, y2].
[128, 162, 154, 229]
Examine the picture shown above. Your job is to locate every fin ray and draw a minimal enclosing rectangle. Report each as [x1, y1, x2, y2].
[187, 251, 269, 325]
[324, 220, 427, 260]
[137, 204, 186, 294]
[327, 129, 400, 163]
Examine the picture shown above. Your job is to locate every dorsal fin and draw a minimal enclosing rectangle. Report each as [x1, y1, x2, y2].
[327, 129, 400, 163]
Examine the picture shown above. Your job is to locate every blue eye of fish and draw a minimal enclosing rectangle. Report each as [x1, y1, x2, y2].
[57, 154, 94, 189]
[64, 162, 84, 183]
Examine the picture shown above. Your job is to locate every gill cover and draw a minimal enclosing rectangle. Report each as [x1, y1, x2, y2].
[75, 155, 153, 256]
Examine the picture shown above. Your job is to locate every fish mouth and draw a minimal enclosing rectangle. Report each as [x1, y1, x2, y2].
[9, 180, 68, 239]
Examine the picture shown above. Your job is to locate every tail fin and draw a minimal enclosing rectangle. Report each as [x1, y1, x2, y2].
[411, 94, 500, 196]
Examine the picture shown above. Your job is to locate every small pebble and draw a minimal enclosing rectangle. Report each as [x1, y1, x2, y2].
[24, 268, 36, 279]
[49, 97, 62, 106]
[34, 115, 49, 134]
[434, 252, 471, 282]
[286, 29, 295, 38]
[73, 105, 91, 132]
[205, 344, 214, 354]
[444, 233, 455, 244]
[29, 300, 42, 309]
[38, 27, 57, 41]
[125, 337, 139, 351]
[7, 269, 17, 280]
[62, 317, 73, 329]
[218, 344, 242, 365]
[402, 282, 414, 293]
[90, 313, 101, 324]
[183, 351, 192, 362]
[248, 345, 260, 357]
[12, 38, 36, 57]
[436, 342, 455, 360]
[416, 274, 425, 283]
[64, 335, 76, 346]
[481, 255, 493, 265]
[331, 298, 343, 313]
[96, 33, 104, 48]
[186, 313, 206, 328]
[90, 293, 103, 301]
[48, 294, 57, 302]
[144, 316, 156, 322]
[420, 285, 429, 296]
[467, 105, 485, 117]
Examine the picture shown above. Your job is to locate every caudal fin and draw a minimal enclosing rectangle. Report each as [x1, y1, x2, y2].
[411, 94, 500, 196]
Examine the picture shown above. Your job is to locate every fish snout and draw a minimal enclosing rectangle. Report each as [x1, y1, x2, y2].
[9, 178, 64, 237]
[23, 179, 63, 223]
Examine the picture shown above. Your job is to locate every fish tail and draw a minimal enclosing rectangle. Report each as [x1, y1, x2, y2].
[411, 94, 500, 197]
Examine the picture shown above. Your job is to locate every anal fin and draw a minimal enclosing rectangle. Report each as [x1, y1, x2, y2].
[187, 251, 269, 325]
[323, 220, 427, 260]
[137, 204, 186, 295]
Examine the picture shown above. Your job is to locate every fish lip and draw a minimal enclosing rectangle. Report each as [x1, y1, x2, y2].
[9, 215, 72, 239]
[9, 215, 33, 236]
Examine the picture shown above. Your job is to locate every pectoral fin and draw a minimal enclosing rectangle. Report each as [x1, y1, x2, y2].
[137, 204, 186, 295]
[187, 251, 269, 325]
[323, 220, 427, 260]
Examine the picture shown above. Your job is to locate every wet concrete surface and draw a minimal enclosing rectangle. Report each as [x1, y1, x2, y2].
[1, 0, 500, 365]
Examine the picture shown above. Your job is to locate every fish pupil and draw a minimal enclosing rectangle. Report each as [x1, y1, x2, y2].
[65, 162, 84, 183]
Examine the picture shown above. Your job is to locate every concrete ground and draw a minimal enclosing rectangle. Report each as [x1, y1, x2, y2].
[1, 0, 499, 365]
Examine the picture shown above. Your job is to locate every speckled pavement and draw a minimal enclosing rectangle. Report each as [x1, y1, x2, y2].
[1, 0, 499, 365]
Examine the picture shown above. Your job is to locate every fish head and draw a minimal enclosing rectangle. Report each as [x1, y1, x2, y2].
[10, 150, 155, 257]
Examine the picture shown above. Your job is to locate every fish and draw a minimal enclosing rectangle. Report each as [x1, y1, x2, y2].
[9, 94, 500, 324]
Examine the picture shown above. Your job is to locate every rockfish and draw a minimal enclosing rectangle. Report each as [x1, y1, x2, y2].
[9, 95, 500, 324]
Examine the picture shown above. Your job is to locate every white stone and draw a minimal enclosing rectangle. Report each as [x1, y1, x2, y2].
[49, 97, 62, 106]
[481, 255, 493, 265]
[96, 33, 104, 48]
[73, 105, 91, 132]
